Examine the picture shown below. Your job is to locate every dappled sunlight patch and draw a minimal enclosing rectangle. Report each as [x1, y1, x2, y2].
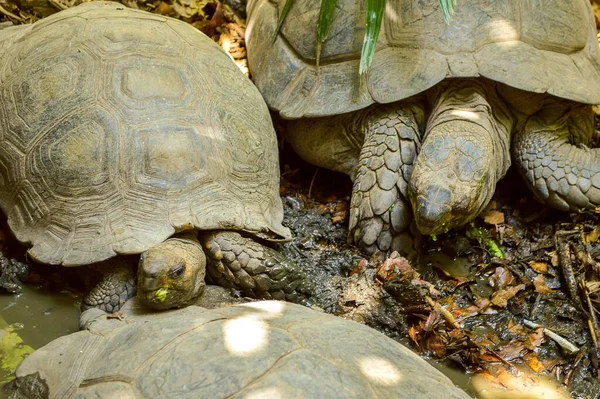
[223, 316, 268, 356]
[448, 109, 482, 121]
[242, 300, 286, 317]
[488, 19, 519, 42]
[384, 3, 400, 24]
[358, 357, 403, 386]
[243, 387, 283, 399]
[471, 366, 570, 399]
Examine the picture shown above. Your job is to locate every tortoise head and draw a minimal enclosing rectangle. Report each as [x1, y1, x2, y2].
[408, 120, 497, 237]
[137, 236, 206, 310]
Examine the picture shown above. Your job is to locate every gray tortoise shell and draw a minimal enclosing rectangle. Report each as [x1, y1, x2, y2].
[12, 300, 470, 398]
[247, 0, 600, 118]
[0, 2, 290, 266]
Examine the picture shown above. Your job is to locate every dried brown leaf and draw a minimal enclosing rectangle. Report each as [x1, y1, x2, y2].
[533, 274, 554, 294]
[482, 209, 505, 225]
[527, 328, 545, 349]
[408, 325, 420, 347]
[350, 258, 368, 276]
[331, 211, 346, 224]
[506, 319, 526, 336]
[424, 334, 446, 357]
[474, 298, 491, 309]
[489, 267, 514, 289]
[525, 354, 545, 373]
[457, 305, 481, 319]
[583, 228, 599, 245]
[480, 353, 502, 362]
[490, 284, 526, 308]
[497, 341, 526, 361]
[587, 281, 600, 294]
[528, 261, 548, 274]
[424, 308, 442, 332]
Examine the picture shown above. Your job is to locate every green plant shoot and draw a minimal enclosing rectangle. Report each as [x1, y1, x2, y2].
[438, 0, 457, 24]
[276, 0, 458, 73]
[273, 0, 295, 43]
[316, 0, 338, 66]
[359, 0, 385, 75]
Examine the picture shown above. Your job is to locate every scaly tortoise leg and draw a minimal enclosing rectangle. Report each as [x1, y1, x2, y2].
[513, 103, 600, 211]
[81, 258, 137, 313]
[201, 231, 309, 303]
[286, 102, 425, 259]
[348, 102, 425, 258]
[408, 80, 514, 236]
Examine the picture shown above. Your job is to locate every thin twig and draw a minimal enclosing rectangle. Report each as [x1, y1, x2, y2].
[565, 350, 585, 387]
[426, 296, 460, 329]
[0, 4, 25, 22]
[307, 167, 319, 199]
[48, 0, 67, 11]
[580, 276, 600, 348]
[556, 235, 582, 309]
[523, 319, 580, 354]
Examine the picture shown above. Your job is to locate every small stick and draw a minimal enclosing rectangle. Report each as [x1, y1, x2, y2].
[523, 319, 580, 355]
[589, 319, 598, 349]
[48, 0, 67, 11]
[565, 350, 585, 387]
[0, 4, 24, 22]
[307, 167, 319, 199]
[580, 276, 600, 348]
[426, 296, 460, 329]
[556, 235, 582, 309]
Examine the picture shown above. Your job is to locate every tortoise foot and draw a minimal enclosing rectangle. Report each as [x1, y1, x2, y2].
[201, 231, 309, 303]
[514, 104, 600, 211]
[82, 258, 136, 313]
[348, 103, 423, 258]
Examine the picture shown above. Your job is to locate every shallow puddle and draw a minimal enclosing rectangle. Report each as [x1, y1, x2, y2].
[0, 285, 80, 385]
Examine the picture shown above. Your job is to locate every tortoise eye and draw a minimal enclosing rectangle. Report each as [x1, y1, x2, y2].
[169, 264, 185, 279]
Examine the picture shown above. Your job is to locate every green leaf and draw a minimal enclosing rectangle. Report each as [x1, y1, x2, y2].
[359, 0, 385, 75]
[273, 0, 295, 43]
[466, 223, 505, 259]
[155, 287, 170, 302]
[438, 0, 457, 24]
[316, 0, 338, 66]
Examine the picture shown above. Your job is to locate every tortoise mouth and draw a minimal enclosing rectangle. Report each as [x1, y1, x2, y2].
[138, 287, 183, 308]
[138, 283, 203, 310]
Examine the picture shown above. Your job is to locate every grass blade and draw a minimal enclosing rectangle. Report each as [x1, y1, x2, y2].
[359, 0, 385, 75]
[273, 0, 295, 43]
[438, 0, 457, 24]
[316, 0, 338, 66]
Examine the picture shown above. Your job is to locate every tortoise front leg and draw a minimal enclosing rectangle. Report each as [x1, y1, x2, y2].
[348, 103, 424, 258]
[81, 258, 137, 313]
[201, 231, 310, 303]
[287, 102, 425, 258]
[513, 104, 600, 211]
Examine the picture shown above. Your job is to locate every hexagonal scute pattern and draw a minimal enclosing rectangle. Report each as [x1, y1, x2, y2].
[0, 2, 288, 266]
[9, 301, 472, 398]
[247, 0, 600, 118]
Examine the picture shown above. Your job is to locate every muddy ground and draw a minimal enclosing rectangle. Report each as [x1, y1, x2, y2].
[276, 137, 600, 398]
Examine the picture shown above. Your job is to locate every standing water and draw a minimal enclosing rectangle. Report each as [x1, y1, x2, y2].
[0, 284, 80, 386]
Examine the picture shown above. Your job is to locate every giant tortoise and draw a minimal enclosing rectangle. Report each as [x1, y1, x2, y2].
[3, 290, 470, 398]
[246, 0, 600, 256]
[0, 2, 307, 311]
